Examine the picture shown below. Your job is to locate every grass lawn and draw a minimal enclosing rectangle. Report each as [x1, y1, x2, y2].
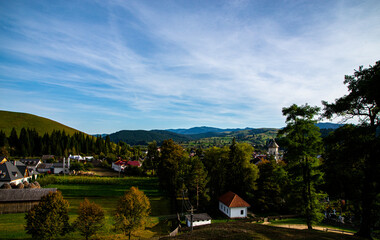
[0, 176, 174, 239]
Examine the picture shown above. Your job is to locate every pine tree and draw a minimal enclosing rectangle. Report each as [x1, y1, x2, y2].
[278, 104, 324, 229]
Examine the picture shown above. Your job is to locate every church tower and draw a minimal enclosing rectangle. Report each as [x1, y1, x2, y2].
[268, 139, 279, 160]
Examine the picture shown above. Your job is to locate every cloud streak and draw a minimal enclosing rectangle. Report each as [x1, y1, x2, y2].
[1, 0, 380, 133]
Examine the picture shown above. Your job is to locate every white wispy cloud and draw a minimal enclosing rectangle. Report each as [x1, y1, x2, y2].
[1, 0, 379, 132]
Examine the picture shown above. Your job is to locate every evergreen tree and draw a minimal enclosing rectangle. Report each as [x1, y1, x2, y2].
[8, 127, 18, 156]
[322, 61, 380, 238]
[278, 104, 324, 230]
[225, 139, 258, 197]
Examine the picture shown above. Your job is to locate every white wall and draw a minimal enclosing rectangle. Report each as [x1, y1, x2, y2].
[219, 201, 248, 218]
[230, 207, 247, 218]
[186, 219, 211, 227]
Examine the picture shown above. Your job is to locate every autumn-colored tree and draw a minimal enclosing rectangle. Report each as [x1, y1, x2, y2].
[114, 187, 151, 240]
[75, 198, 105, 240]
[25, 191, 70, 240]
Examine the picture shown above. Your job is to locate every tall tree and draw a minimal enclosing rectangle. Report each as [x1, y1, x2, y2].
[225, 139, 258, 197]
[322, 61, 380, 238]
[157, 139, 186, 195]
[143, 141, 160, 175]
[183, 156, 209, 209]
[278, 104, 324, 230]
[25, 191, 70, 240]
[75, 198, 105, 240]
[255, 158, 288, 213]
[203, 146, 229, 204]
[114, 187, 150, 240]
[8, 128, 18, 156]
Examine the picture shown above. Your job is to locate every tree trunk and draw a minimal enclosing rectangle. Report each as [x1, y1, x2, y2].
[355, 145, 376, 239]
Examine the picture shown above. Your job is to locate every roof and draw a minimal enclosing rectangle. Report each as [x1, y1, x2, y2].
[0, 162, 24, 182]
[0, 156, 7, 164]
[219, 191, 251, 208]
[185, 213, 212, 222]
[114, 160, 128, 166]
[36, 163, 53, 169]
[0, 188, 57, 202]
[268, 139, 279, 148]
[20, 159, 41, 167]
[127, 161, 141, 167]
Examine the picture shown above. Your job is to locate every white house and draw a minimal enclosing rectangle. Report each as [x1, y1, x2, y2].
[219, 191, 250, 218]
[185, 213, 212, 227]
[0, 160, 31, 187]
[69, 155, 83, 161]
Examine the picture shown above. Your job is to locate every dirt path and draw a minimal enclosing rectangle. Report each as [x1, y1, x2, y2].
[269, 223, 354, 235]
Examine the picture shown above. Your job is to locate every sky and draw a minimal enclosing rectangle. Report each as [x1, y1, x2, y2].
[1, 0, 380, 134]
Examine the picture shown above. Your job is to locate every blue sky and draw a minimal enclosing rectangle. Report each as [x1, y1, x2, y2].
[1, 0, 379, 134]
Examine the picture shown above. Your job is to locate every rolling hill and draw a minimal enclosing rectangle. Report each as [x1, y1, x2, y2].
[108, 130, 193, 145]
[0, 110, 83, 136]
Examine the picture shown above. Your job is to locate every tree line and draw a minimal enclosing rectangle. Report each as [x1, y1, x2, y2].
[0, 128, 143, 161]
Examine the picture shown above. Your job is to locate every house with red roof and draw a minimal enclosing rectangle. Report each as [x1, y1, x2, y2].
[112, 159, 142, 172]
[219, 191, 250, 218]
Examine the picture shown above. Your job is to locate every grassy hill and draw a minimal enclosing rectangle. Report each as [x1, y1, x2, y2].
[109, 129, 193, 145]
[163, 221, 362, 240]
[0, 110, 83, 136]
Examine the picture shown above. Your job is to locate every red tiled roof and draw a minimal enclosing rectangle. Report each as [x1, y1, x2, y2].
[114, 160, 128, 165]
[127, 161, 141, 167]
[219, 191, 250, 208]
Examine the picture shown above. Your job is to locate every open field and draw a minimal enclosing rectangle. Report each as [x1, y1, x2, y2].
[0, 176, 174, 239]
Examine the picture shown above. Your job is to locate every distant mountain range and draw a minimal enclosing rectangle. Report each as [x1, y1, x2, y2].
[166, 126, 254, 135]
[316, 122, 345, 129]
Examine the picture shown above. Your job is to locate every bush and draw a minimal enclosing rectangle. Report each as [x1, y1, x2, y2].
[16, 183, 24, 189]
[23, 181, 30, 188]
[1, 183, 11, 189]
[25, 191, 70, 239]
[10, 182, 17, 188]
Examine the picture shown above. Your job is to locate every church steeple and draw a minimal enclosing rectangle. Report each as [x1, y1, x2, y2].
[268, 139, 279, 160]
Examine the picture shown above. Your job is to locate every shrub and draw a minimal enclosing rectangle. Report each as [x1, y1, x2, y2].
[16, 183, 24, 189]
[1, 183, 11, 189]
[25, 191, 70, 239]
[10, 182, 17, 188]
[23, 181, 30, 188]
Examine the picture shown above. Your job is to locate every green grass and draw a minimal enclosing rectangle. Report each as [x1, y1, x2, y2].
[0, 110, 82, 136]
[0, 176, 173, 239]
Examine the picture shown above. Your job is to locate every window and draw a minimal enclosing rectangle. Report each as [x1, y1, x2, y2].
[241, 210, 244, 215]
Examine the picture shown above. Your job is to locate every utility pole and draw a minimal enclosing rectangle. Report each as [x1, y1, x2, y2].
[190, 207, 193, 232]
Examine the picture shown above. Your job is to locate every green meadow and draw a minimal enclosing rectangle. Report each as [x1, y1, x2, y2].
[0, 176, 174, 239]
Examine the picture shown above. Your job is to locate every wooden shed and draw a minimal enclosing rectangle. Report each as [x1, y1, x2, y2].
[0, 188, 57, 214]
